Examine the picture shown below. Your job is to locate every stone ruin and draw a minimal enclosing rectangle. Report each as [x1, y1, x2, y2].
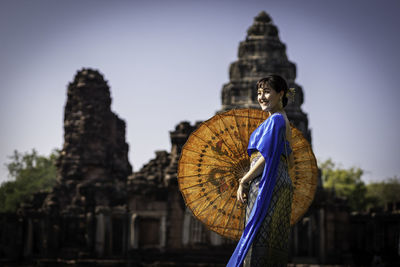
[42, 69, 132, 216]
[1, 11, 399, 267]
[128, 121, 200, 191]
[221, 11, 311, 142]
[8, 69, 133, 260]
[125, 11, 399, 265]
[125, 11, 327, 261]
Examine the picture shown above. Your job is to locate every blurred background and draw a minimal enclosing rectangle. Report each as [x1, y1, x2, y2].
[0, 0, 399, 266]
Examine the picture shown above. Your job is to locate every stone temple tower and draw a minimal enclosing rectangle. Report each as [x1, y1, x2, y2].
[220, 11, 311, 143]
[43, 69, 132, 214]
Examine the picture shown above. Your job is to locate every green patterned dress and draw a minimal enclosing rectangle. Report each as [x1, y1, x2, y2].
[243, 152, 293, 266]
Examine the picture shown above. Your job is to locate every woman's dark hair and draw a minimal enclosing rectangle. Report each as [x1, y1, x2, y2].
[257, 74, 289, 107]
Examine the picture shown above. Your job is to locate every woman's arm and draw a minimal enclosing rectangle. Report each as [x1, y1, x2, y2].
[237, 156, 265, 203]
[240, 156, 265, 186]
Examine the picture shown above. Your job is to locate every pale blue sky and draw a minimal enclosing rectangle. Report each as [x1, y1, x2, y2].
[1, 0, 399, 184]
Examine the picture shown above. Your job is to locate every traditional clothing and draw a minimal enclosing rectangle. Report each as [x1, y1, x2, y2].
[227, 113, 293, 267]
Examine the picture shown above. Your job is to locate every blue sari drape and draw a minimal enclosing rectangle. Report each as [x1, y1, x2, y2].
[227, 113, 287, 267]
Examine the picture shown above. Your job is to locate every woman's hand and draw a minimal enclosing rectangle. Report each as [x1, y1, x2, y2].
[237, 183, 248, 204]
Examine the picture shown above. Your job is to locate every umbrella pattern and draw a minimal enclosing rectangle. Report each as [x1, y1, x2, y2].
[178, 109, 318, 240]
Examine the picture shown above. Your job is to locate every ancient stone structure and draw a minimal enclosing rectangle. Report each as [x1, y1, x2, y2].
[221, 11, 311, 143]
[125, 11, 396, 265]
[10, 69, 133, 260]
[124, 11, 320, 262]
[1, 11, 399, 267]
[127, 121, 217, 250]
[43, 68, 132, 214]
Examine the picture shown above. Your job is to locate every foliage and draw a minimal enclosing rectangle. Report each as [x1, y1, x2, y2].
[320, 159, 400, 212]
[366, 176, 400, 210]
[0, 149, 59, 212]
[320, 159, 368, 211]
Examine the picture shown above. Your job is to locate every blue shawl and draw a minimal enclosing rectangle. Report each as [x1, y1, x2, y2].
[227, 113, 288, 267]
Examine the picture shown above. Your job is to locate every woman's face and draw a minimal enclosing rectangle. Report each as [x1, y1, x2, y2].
[257, 86, 283, 112]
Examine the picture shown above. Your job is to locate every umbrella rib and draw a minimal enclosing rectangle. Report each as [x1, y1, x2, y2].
[211, 225, 240, 230]
[217, 114, 246, 158]
[240, 109, 250, 153]
[182, 147, 233, 165]
[180, 172, 234, 191]
[236, 200, 245, 232]
[208, 188, 235, 229]
[178, 173, 207, 179]
[178, 172, 235, 179]
[231, 110, 247, 155]
[185, 179, 238, 206]
[203, 123, 241, 158]
[222, 196, 239, 236]
[246, 109, 250, 151]
[193, 171, 244, 232]
[179, 162, 234, 168]
[194, 192, 225, 218]
[191, 132, 239, 163]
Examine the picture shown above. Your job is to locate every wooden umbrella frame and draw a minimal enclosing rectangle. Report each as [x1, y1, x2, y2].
[178, 108, 318, 240]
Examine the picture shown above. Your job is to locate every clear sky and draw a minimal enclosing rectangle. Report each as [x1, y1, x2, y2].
[1, 0, 399, 184]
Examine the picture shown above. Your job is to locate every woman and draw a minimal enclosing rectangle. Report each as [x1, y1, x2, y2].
[227, 74, 294, 266]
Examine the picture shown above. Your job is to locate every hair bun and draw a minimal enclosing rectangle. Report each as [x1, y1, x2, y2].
[287, 88, 296, 103]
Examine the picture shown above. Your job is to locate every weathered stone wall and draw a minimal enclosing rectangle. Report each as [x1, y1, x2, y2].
[1, 68, 133, 261]
[127, 121, 199, 250]
[43, 68, 132, 215]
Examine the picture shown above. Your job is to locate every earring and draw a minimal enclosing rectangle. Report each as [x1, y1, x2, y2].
[279, 97, 283, 109]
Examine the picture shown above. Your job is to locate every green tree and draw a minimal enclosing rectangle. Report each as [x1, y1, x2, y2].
[366, 176, 400, 210]
[0, 149, 59, 212]
[320, 159, 367, 211]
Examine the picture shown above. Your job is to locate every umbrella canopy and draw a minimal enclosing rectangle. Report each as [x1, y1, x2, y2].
[178, 108, 318, 240]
